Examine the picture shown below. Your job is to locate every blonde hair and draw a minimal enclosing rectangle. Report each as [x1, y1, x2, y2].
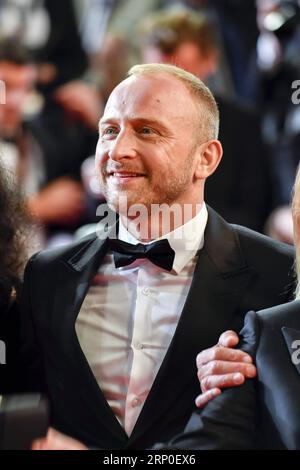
[292, 165, 300, 299]
[128, 63, 219, 140]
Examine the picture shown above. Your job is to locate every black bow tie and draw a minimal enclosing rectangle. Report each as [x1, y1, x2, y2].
[108, 238, 175, 271]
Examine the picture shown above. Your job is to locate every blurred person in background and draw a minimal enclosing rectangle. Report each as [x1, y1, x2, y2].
[0, 38, 95, 244]
[76, 0, 165, 111]
[0, 0, 87, 90]
[80, 0, 235, 104]
[252, 0, 300, 244]
[0, 0, 101, 153]
[163, 0, 259, 100]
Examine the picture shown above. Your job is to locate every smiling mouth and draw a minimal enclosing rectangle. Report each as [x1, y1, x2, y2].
[107, 172, 146, 178]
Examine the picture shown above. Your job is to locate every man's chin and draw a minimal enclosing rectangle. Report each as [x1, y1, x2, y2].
[105, 194, 150, 217]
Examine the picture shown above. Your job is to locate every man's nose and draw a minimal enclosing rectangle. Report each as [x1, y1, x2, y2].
[108, 130, 137, 161]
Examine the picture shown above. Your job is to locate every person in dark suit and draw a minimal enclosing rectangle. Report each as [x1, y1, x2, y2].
[0, 0, 87, 92]
[23, 63, 294, 450]
[156, 301, 300, 450]
[0, 38, 96, 235]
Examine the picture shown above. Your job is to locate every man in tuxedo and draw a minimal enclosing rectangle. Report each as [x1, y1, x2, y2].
[21, 63, 294, 449]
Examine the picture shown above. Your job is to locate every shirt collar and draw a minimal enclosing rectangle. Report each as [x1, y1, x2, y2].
[118, 203, 208, 274]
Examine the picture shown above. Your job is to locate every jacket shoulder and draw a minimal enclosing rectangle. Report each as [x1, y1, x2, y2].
[231, 224, 294, 259]
[26, 232, 99, 269]
[256, 300, 300, 327]
[229, 223, 295, 303]
[241, 301, 300, 359]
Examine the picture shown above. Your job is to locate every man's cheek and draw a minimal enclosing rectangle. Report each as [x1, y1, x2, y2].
[95, 148, 106, 172]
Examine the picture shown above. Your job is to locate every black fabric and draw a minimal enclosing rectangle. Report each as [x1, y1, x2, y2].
[205, 96, 272, 231]
[37, 0, 87, 91]
[18, 207, 295, 449]
[161, 300, 300, 450]
[0, 301, 26, 394]
[109, 238, 175, 271]
[27, 103, 98, 185]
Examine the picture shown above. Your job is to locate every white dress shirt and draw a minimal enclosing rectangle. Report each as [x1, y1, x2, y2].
[75, 203, 208, 435]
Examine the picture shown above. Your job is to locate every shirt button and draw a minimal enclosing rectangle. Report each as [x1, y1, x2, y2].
[134, 342, 144, 350]
[142, 287, 150, 296]
[131, 397, 142, 407]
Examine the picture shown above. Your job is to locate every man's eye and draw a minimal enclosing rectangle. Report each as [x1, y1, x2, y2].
[100, 127, 118, 139]
[104, 128, 118, 135]
[140, 127, 154, 135]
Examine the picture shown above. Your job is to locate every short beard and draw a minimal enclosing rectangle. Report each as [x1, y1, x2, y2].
[98, 142, 197, 215]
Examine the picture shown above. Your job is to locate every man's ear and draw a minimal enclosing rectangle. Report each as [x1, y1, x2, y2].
[194, 140, 223, 180]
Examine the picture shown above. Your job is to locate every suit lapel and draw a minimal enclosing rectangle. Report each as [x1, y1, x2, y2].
[129, 207, 255, 445]
[282, 327, 300, 375]
[51, 229, 128, 443]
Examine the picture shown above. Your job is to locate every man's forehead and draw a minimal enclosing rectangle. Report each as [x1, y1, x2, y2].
[102, 73, 196, 120]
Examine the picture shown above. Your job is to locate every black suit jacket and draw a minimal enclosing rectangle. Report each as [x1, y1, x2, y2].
[19, 207, 295, 448]
[164, 300, 300, 450]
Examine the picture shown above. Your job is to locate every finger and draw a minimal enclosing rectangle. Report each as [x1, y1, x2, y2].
[198, 361, 257, 382]
[47, 427, 59, 438]
[218, 330, 239, 347]
[195, 388, 221, 408]
[196, 346, 253, 368]
[31, 438, 45, 450]
[201, 372, 246, 392]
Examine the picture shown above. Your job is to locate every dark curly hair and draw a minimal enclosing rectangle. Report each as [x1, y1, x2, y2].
[0, 165, 28, 312]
